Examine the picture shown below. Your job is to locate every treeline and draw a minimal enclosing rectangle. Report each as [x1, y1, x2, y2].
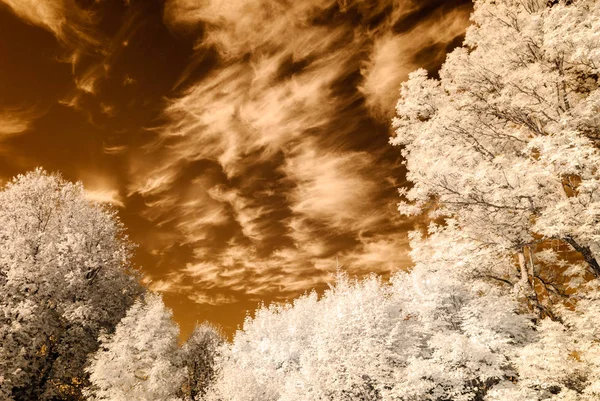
[0, 170, 224, 401]
[0, 169, 223, 401]
[2, 0, 600, 400]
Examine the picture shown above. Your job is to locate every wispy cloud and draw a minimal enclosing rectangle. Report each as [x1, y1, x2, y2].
[142, 272, 188, 293]
[0, 0, 99, 49]
[283, 143, 380, 229]
[188, 292, 237, 306]
[103, 144, 127, 155]
[84, 188, 125, 208]
[164, 0, 343, 57]
[359, 3, 472, 117]
[124, 0, 471, 305]
[0, 108, 40, 137]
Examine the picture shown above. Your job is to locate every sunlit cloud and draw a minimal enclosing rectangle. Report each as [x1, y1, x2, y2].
[103, 144, 127, 155]
[282, 144, 380, 229]
[0, 108, 40, 137]
[188, 292, 237, 306]
[142, 272, 188, 293]
[143, 277, 177, 293]
[120, 0, 472, 303]
[74, 63, 106, 95]
[164, 0, 340, 57]
[84, 188, 125, 208]
[359, 4, 472, 117]
[0, 0, 98, 49]
[1, 0, 164, 125]
[78, 171, 127, 208]
[164, 0, 413, 58]
[343, 232, 411, 274]
[208, 186, 269, 242]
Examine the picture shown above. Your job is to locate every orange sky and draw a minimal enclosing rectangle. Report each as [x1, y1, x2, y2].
[0, 0, 471, 338]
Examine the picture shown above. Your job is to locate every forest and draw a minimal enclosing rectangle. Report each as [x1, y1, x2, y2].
[1, 0, 600, 400]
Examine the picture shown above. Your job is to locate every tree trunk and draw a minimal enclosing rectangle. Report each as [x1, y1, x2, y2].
[518, 248, 544, 317]
[563, 236, 600, 278]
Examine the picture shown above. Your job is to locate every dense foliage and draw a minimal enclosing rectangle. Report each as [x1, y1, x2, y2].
[0, 169, 142, 400]
[392, 0, 600, 294]
[85, 293, 184, 401]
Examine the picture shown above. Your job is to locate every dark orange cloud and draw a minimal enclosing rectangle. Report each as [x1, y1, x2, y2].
[0, 0, 99, 48]
[0, 0, 471, 336]
[0, 107, 41, 137]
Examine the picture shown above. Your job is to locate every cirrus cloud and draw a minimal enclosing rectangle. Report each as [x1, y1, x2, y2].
[0, 107, 41, 137]
[0, 0, 99, 49]
[120, 0, 472, 306]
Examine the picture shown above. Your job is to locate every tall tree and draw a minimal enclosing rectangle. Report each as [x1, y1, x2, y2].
[0, 169, 141, 400]
[388, 0, 600, 398]
[391, 0, 600, 299]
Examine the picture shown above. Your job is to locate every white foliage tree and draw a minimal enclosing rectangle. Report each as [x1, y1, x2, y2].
[85, 292, 185, 401]
[486, 280, 600, 400]
[206, 238, 600, 400]
[388, 0, 600, 398]
[180, 322, 224, 401]
[391, 0, 600, 290]
[206, 267, 532, 401]
[0, 169, 141, 400]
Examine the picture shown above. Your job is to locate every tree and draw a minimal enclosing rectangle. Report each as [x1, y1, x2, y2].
[0, 169, 141, 400]
[180, 323, 224, 400]
[84, 292, 185, 401]
[205, 268, 532, 401]
[387, 0, 600, 398]
[205, 236, 600, 400]
[485, 281, 600, 400]
[405, 229, 600, 400]
[391, 0, 600, 303]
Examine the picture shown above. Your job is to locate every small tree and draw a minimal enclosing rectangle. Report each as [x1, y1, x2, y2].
[180, 323, 224, 400]
[85, 292, 185, 401]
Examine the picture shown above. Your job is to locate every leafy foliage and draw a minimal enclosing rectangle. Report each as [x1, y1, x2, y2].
[203, 265, 531, 401]
[180, 323, 224, 401]
[392, 0, 600, 281]
[85, 293, 184, 401]
[0, 169, 142, 400]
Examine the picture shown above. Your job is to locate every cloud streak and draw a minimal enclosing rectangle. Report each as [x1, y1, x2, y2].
[0, 0, 98, 48]
[117, 0, 473, 306]
[84, 188, 125, 208]
[0, 0, 471, 324]
[359, 3, 472, 117]
[0, 108, 40, 137]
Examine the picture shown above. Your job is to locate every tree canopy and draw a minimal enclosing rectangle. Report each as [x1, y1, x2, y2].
[0, 169, 142, 400]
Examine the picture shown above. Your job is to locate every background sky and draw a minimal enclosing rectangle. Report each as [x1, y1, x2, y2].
[0, 0, 471, 337]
